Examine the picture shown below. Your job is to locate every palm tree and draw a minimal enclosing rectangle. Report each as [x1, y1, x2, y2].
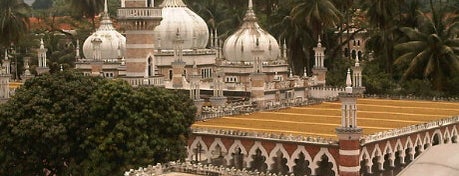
[69, 0, 104, 30]
[290, 0, 341, 40]
[0, 0, 30, 47]
[361, 0, 402, 74]
[394, 3, 459, 91]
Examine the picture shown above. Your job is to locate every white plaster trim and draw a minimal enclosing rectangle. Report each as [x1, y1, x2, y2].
[126, 58, 148, 62]
[339, 149, 359, 156]
[126, 44, 156, 49]
[339, 165, 360, 172]
[125, 31, 156, 35]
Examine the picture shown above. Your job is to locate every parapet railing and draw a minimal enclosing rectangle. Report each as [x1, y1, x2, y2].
[118, 8, 162, 19]
[125, 161, 294, 176]
[361, 116, 459, 144]
[192, 128, 337, 145]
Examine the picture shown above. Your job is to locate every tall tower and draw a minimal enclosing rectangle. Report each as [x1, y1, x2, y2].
[352, 55, 365, 95]
[249, 40, 266, 109]
[312, 36, 327, 86]
[118, 0, 162, 78]
[336, 69, 362, 176]
[171, 30, 186, 88]
[36, 38, 50, 75]
[0, 51, 11, 100]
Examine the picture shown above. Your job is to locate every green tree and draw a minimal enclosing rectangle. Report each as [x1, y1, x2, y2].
[68, 0, 104, 30]
[291, 0, 341, 39]
[0, 71, 196, 175]
[0, 0, 31, 47]
[394, 2, 459, 91]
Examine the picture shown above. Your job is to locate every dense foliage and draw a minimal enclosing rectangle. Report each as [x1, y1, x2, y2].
[0, 71, 196, 175]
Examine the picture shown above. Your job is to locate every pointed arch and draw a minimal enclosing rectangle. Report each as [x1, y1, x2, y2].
[267, 143, 291, 171]
[291, 145, 313, 167]
[208, 138, 228, 162]
[246, 141, 269, 168]
[432, 129, 443, 145]
[444, 127, 451, 143]
[360, 147, 371, 161]
[383, 141, 393, 156]
[225, 140, 248, 164]
[405, 136, 414, 150]
[415, 134, 423, 147]
[188, 136, 209, 161]
[423, 131, 431, 147]
[310, 147, 338, 176]
[395, 139, 404, 151]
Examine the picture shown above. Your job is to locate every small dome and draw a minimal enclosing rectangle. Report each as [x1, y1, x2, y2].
[154, 0, 209, 50]
[223, 0, 280, 62]
[83, 1, 125, 60]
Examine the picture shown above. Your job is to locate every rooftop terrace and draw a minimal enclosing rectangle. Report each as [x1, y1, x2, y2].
[192, 99, 459, 139]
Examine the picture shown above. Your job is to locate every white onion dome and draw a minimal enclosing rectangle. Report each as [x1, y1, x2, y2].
[223, 0, 280, 62]
[154, 0, 209, 50]
[83, 1, 126, 60]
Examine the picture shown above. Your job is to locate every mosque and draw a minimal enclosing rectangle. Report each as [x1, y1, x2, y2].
[2, 0, 458, 176]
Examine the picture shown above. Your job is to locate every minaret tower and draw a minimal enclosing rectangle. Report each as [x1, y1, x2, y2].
[312, 36, 327, 86]
[190, 62, 205, 115]
[0, 50, 11, 100]
[22, 57, 34, 82]
[249, 36, 267, 109]
[352, 54, 365, 95]
[118, 0, 162, 78]
[336, 69, 362, 176]
[36, 38, 50, 75]
[171, 30, 186, 88]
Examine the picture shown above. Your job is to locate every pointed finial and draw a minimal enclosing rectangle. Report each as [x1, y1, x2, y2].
[60, 64, 64, 72]
[104, 0, 108, 14]
[248, 0, 253, 9]
[355, 53, 360, 67]
[303, 67, 307, 77]
[40, 38, 45, 49]
[346, 68, 353, 93]
[317, 35, 322, 47]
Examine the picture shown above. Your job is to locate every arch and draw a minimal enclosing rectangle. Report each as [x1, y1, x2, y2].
[423, 131, 432, 149]
[451, 125, 458, 143]
[267, 143, 291, 172]
[431, 129, 443, 146]
[404, 137, 414, 150]
[226, 140, 248, 165]
[311, 147, 338, 176]
[291, 146, 313, 176]
[404, 137, 415, 161]
[246, 141, 269, 169]
[415, 134, 423, 147]
[383, 141, 395, 167]
[208, 138, 228, 163]
[189, 136, 209, 162]
[443, 127, 451, 144]
[360, 147, 373, 174]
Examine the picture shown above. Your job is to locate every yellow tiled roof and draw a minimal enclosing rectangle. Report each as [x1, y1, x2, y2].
[193, 99, 459, 139]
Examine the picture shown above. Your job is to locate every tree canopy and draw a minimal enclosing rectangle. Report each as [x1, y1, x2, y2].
[0, 71, 196, 175]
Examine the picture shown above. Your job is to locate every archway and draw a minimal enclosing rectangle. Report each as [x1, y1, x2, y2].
[270, 150, 289, 175]
[249, 148, 268, 172]
[293, 152, 312, 176]
[432, 133, 441, 146]
[210, 144, 227, 166]
[315, 154, 335, 176]
[229, 147, 245, 170]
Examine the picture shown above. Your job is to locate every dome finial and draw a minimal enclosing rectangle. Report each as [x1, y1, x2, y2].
[104, 0, 108, 14]
[346, 68, 353, 93]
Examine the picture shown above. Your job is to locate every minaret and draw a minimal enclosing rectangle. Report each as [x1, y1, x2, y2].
[352, 54, 365, 95]
[118, 0, 162, 78]
[249, 36, 267, 109]
[336, 69, 362, 176]
[36, 38, 49, 75]
[22, 57, 34, 82]
[171, 30, 186, 88]
[0, 51, 11, 100]
[75, 39, 81, 61]
[209, 67, 227, 108]
[312, 35, 327, 86]
[190, 62, 205, 114]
